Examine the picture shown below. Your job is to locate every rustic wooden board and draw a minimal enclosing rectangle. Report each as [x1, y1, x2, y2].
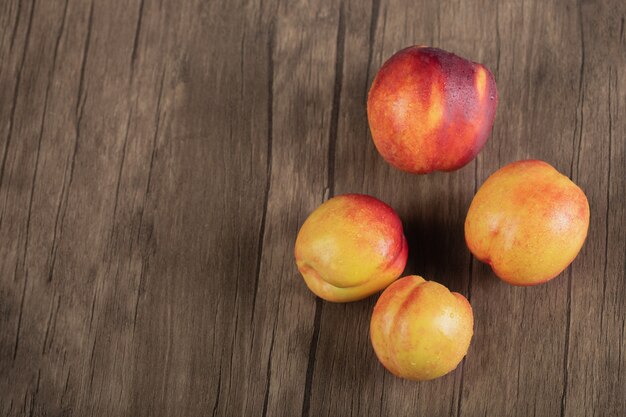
[0, 0, 624, 416]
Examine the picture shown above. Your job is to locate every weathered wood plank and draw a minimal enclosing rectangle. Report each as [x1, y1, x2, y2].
[0, 0, 624, 416]
[243, 1, 345, 416]
[459, 1, 585, 416]
[0, 0, 273, 415]
[563, 1, 626, 415]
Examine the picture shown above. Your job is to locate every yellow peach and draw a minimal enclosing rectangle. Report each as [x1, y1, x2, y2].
[465, 160, 590, 285]
[294, 194, 408, 302]
[370, 275, 474, 380]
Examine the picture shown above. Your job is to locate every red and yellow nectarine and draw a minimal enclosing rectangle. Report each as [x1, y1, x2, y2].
[370, 275, 474, 380]
[465, 160, 590, 286]
[367, 46, 498, 173]
[295, 194, 408, 302]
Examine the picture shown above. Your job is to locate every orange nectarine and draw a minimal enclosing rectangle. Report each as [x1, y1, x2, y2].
[465, 160, 590, 285]
[295, 194, 408, 302]
[370, 275, 474, 380]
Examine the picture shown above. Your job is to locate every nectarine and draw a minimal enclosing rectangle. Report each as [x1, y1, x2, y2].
[367, 46, 498, 173]
[465, 160, 590, 285]
[370, 275, 474, 380]
[295, 194, 408, 302]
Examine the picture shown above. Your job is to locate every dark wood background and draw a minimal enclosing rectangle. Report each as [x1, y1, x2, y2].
[0, 0, 624, 415]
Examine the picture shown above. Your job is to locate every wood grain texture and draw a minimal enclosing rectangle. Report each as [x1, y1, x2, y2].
[0, 0, 624, 416]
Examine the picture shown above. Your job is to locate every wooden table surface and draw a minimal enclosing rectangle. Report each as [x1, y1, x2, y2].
[1, 0, 624, 415]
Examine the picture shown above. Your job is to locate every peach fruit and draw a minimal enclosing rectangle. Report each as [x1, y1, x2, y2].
[294, 194, 408, 302]
[367, 46, 498, 174]
[370, 275, 474, 380]
[465, 160, 590, 286]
